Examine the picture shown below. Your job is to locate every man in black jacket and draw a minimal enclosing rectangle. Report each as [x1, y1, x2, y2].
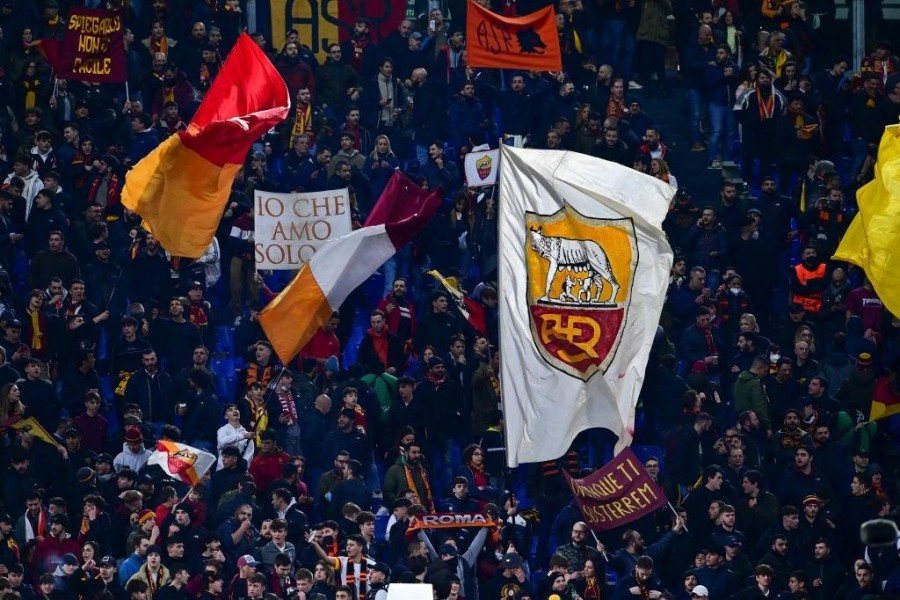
[357, 310, 404, 375]
[124, 350, 174, 426]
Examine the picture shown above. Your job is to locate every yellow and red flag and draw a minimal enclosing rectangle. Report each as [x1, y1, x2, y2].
[833, 125, 900, 317]
[122, 33, 290, 258]
[870, 376, 900, 422]
[147, 441, 216, 486]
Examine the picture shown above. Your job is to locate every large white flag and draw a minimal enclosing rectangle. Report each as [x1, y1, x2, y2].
[498, 146, 673, 467]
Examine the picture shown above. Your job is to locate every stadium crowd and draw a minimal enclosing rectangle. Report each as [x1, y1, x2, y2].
[0, 1, 899, 600]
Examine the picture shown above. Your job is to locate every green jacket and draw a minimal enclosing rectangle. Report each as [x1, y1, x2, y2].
[383, 457, 433, 508]
[733, 370, 770, 430]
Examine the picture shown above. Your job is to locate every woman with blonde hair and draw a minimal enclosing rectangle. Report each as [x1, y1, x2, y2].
[794, 324, 817, 356]
[363, 134, 401, 201]
[739, 313, 761, 333]
[651, 158, 678, 189]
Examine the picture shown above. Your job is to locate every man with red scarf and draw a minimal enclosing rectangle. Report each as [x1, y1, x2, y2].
[735, 70, 786, 185]
[357, 310, 404, 375]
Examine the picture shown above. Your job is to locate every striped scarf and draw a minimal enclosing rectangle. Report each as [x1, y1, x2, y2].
[343, 558, 370, 600]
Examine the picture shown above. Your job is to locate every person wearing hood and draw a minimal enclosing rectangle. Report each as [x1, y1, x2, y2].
[114, 428, 153, 473]
[4, 153, 42, 220]
[32, 514, 80, 587]
[819, 332, 855, 393]
[52, 552, 81, 596]
[422, 531, 489, 600]
[836, 352, 878, 418]
[357, 309, 405, 376]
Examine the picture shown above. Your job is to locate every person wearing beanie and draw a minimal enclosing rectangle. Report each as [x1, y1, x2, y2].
[318, 408, 372, 475]
[416, 352, 463, 487]
[114, 428, 153, 473]
[125, 509, 159, 561]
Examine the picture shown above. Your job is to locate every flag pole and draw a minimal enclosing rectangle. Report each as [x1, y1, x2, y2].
[667, 501, 688, 532]
[589, 528, 609, 561]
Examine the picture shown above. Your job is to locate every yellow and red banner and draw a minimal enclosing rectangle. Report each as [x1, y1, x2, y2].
[466, 1, 561, 71]
[122, 33, 290, 259]
[270, 0, 407, 61]
[148, 441, 216, 486]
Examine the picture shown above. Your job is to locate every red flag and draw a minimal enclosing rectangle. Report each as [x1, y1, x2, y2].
[466, 1, 562, 71]
[365, 170, 432, 227]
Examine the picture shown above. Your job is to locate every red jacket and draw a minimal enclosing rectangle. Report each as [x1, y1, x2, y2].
[249, 450, 291, 491]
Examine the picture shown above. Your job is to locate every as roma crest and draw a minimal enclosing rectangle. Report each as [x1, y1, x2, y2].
[525, 206, 637, 380]
[476, 154, 493, 180]
[168, 448, 198, 475]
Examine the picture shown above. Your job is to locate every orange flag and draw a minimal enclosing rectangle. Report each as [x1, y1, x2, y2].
[466, 1, 561, 71]
[122, 33, 290, 258]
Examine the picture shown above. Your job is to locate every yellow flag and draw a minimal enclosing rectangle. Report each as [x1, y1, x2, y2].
[426, 270, 463, 299]
[833, 125, 900, 316]
[9, 417, 61, 447]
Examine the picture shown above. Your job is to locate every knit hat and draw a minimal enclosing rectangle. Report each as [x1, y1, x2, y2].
[76, 467, 95, 483]
[138, 509, 156, 525]
[427, 356, 445, 369]
[858, 352, 873, 368]
[61, 553, 79, 566]
[802, 495, 820, 507]
[124, 428, 143, 442]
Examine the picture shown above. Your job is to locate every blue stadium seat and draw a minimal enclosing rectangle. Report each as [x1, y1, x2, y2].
[211, 357, 237, 400]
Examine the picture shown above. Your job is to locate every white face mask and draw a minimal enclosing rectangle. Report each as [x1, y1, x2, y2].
[729, 287, 741, 295]
[770, 354, 780, 362]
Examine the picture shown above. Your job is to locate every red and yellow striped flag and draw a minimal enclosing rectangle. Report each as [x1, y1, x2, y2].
[122, 33, 289, 258]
